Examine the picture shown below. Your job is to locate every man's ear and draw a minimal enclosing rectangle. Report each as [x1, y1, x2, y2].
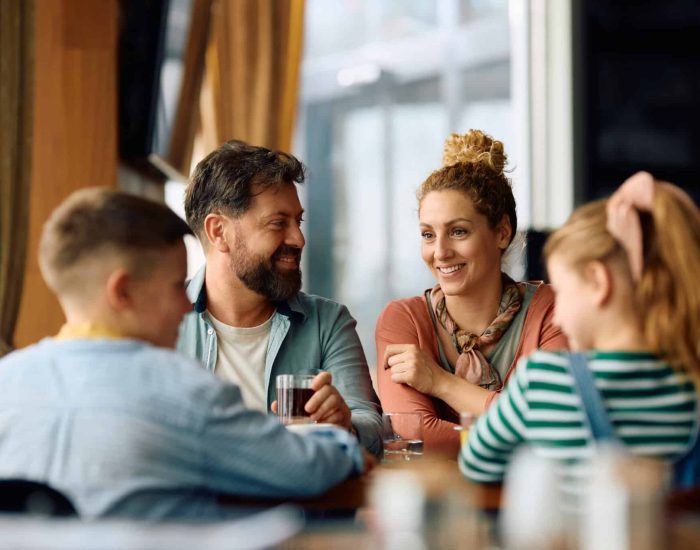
[584, 260, 613, 307]
[105, 268, 133, 311]
[496, 214, 512, 251]
[203, 213, 232, 253]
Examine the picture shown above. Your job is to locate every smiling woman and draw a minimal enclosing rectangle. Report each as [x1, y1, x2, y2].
[375, 129, 568, 458]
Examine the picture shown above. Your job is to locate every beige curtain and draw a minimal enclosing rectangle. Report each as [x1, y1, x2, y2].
[199, 0, 305, 153]
[0, 1, 34, 356]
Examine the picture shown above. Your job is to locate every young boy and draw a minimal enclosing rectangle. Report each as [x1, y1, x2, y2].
[0, 188, 368, 519]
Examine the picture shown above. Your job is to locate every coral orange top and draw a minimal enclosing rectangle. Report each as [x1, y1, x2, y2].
[375, 282, 568, 458]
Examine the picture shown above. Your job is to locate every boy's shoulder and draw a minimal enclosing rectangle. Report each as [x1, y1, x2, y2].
[0, 338, 231, 403]
[0, 338, 205, 378]
[0, 340, 49, 368]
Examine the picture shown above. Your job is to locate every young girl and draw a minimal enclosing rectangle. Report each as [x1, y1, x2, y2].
[460, 171, 699, 504]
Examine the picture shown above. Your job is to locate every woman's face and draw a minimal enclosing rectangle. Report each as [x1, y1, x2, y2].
[419, 189, 511, 296]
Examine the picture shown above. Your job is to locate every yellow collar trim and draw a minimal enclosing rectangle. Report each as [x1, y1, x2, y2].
[55, 323, 125, 341]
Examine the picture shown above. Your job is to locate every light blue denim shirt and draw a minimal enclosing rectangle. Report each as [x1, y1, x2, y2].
[0, 339, 364, 519]
[177, 267, 383, 455]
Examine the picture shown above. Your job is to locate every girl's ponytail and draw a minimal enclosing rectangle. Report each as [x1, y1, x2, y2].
[637, 186, 700, 378]
[546, 172, 700, 380]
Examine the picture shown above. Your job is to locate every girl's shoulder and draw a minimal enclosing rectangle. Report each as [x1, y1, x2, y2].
[525, 349, 674, 374]
[522, 349, 572, 371]
[527, 348, 662, 363]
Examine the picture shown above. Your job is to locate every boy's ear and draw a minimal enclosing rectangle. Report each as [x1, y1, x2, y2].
[496, 214, 512, 251]
[584, 260, 613, 307]
[203, 213, 232, 253]
[105, 268, 133, 311]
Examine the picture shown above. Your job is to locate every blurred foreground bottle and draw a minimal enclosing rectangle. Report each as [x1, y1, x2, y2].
[500, 447, 569, 550]
[368, 461, 492, 550]
[369, 469, 427, 550]
[580, 445, 665, 550]
[500, 445, 666, 550]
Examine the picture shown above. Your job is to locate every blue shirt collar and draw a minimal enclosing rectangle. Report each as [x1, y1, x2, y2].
[186, 265, 307, 321]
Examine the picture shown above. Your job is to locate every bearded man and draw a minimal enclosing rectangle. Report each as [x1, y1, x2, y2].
[177, 140, 382, 455]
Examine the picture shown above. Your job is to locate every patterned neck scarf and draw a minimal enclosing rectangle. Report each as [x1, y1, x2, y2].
[430, 274, 522, 390]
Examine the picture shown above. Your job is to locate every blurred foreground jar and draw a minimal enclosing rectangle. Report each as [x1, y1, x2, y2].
[368, 461, 491, 550]
[581, 446, 665, 550]
[369, 469, 426, 550]
[500, 447, 569, 550]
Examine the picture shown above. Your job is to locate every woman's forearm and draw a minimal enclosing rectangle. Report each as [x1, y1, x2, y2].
[432, 370, 492, 415]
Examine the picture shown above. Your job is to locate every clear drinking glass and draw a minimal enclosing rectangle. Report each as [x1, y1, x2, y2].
[276, 374, 315, 425]
[382, 412, 424, 462]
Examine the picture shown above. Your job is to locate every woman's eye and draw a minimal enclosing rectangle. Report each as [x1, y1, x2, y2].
[451, 228, 468, 237]
[421, 231, 434, 240]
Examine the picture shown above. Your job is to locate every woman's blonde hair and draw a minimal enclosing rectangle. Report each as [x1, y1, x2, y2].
[418, 129, 517, 245]
[544, 187, 700, 377]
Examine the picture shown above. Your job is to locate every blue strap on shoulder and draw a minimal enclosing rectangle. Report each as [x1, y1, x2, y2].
[570, 352, 700, 488]
[673, 409, 700, 489]
[568, 352, 617, 442]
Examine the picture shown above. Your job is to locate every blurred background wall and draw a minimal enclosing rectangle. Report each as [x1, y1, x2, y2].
[4, 0, 700, 370]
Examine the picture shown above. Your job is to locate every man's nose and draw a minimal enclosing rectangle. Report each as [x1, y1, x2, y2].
[286, 224, 305, 249]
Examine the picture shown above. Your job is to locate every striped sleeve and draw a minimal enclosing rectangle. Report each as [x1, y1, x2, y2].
[459, 349, 698, 507]
[459, 355, 531, 482]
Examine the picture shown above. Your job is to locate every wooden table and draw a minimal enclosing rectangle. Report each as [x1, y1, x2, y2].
[219, 458, 502, 548]
[667, 488, 700, 550]
[221, 461, 700, 549]
[218, 458, 502, 514]
[218, 476, 367, 514]
[278, 459, 501, 549]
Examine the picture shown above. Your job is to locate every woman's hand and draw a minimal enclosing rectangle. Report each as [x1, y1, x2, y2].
[383, 343, 448, 396]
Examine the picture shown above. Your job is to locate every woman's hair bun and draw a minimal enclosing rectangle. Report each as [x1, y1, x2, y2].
[442, 129, 507, 174]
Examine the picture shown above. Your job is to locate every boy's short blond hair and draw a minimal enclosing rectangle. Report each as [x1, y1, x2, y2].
[39, 187, 192, 297]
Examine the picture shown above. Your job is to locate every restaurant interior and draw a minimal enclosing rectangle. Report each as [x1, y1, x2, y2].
[1, 0, 700, 548]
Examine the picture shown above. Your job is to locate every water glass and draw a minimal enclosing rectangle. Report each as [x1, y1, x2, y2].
[382, 412, 424, 462]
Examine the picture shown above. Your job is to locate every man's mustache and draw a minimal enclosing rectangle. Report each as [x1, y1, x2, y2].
[272, 245, 302, 263]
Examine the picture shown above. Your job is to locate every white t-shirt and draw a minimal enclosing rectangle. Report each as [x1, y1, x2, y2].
[206, 311, 273, 412]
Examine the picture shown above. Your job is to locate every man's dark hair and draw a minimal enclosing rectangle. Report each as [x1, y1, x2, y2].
[39, 187, 193, 295]
[184, 140, 306, 237]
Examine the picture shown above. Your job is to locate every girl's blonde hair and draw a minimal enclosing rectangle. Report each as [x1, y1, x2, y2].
[544, 187, 700, 377]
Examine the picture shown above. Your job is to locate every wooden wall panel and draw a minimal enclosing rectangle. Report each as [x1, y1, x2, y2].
[14, 0, 118, 347]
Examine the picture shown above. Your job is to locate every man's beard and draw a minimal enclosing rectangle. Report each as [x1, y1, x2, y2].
[231, 236, 302, 302]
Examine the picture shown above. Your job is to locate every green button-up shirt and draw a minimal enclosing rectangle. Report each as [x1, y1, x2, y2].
[177, 267, 383, 455]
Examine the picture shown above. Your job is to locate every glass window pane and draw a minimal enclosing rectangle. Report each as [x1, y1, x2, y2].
[298, 0, 516, 370]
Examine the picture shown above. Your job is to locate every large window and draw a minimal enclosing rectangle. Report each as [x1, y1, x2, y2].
[161, 0, 580, 374]
[296, 0, 526, 370]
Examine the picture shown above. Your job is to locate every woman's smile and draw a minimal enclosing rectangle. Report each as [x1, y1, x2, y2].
[436, 264, 465, 275]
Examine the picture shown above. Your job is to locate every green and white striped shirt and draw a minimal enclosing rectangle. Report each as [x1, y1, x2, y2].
[460, 350, 698, 504]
